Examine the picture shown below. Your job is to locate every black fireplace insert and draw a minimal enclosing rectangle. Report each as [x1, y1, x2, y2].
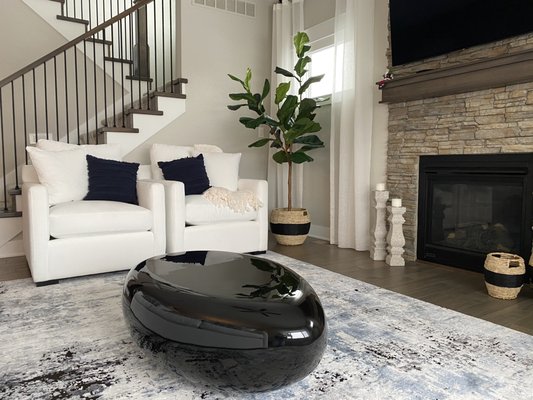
[417, 154, 533, 273]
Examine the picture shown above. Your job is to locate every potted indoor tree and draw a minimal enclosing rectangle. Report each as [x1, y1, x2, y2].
[228, 32, 325, 245]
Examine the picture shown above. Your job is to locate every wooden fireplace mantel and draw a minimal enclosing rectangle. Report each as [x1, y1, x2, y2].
[380, 49, 533, 103]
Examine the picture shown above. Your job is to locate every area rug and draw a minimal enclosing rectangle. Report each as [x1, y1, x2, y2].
[1, 252, 532, 400]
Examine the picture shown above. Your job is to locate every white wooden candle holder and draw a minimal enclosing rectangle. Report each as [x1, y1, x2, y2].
[386, 204, 406, 266]
[370, 189, 389, 260]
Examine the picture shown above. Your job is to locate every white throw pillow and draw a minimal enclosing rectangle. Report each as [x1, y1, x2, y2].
[150, 143, 193, 180]
[37, 139, 122, 160]
[193, 144, 223, 154]
[202, 152, 241, 191]
[26, 146, 88, 205]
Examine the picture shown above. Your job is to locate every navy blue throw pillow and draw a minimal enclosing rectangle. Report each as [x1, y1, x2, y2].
[158, 154, 210, 195]
[84, 155, 140, 204]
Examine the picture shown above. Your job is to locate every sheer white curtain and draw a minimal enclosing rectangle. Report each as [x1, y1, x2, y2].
[330, 0, 375, 249]
[268, 0, 304, 211]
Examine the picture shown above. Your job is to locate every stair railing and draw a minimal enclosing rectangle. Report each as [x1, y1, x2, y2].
[0, 0, 183, 215]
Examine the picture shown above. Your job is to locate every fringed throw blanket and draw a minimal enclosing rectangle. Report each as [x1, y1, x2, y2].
[203, 187, 262, 213]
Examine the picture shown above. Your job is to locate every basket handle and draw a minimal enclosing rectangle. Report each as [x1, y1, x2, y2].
[509, 259, 521, 268]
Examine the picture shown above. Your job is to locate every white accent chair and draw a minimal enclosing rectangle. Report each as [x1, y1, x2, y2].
[151, 144, 268, 254]
[22, 165, 166, 285]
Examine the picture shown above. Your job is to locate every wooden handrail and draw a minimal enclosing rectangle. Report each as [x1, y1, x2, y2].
[0, 0, 154, 89]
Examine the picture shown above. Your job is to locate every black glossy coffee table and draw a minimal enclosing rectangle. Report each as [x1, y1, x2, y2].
[122, 251, 327, 393]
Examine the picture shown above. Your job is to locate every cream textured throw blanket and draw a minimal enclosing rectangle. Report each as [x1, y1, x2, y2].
[203, 187, 262, 213]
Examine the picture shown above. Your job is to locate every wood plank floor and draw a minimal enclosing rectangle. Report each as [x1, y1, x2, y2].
[2, 237, 532, 335]
[269, 236, 533, 336]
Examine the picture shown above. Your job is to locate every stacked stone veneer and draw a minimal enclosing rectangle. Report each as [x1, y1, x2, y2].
[386, 33, 533, 261]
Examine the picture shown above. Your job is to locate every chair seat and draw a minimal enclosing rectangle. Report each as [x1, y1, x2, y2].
[185, 195, 258, 225]
[49, 200, 153, 239]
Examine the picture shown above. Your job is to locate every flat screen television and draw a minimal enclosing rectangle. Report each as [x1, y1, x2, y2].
[389, 0, 533, 66]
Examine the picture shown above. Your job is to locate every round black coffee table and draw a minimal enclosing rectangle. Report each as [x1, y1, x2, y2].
[122, 251, 327, 393]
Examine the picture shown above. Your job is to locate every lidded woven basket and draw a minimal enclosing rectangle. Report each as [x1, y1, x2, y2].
[484, 252, 526, 300]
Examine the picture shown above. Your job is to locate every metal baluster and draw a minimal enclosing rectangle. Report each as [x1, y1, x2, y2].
[120, 19, 126, 126]
[96, 1, 100, 40]
[74, 49, 80, 143]
[137, 9, 142, 109]
[0, 89, 6, 211]
[162, 0, 166, 92]
[84, 40, 89, 140]
[103, 29, 109, 126]
[111, 12, 117, 127]
[32, 69, 37, 143]
[153, 0, 158, 91]
[93, 35, 99, 143]
[129, 12, 134, 108]
[11, 82, 19, 190]
[88, 1, 93, 35]
[146, 3, 151, 110]
[64, 51, 70, 143]
[170, 0, 174, 93]
[22, 75, 28, 163]
[44, 63, 49, 138]
[54, 56, 59, 141]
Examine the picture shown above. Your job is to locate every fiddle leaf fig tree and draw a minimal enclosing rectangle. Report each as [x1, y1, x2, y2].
[227, 32, 325, 210]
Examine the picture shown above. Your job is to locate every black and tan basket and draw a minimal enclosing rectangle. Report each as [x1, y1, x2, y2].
[270, 208, 311, 246]
[484, 252, 526, 300]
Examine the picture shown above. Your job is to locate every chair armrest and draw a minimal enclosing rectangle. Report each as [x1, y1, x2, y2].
[238, 179, 268, 209]
[22, 182, 50, 281]
[238, 179, 268, 249]
[157, 180, 186, 254]
[137, 180, 166, 256]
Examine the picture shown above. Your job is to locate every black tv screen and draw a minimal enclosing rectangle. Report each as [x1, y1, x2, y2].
[390, 0, 533, 66]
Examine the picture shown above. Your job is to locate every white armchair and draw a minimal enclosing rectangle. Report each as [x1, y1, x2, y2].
[151, 144, 268, 254]
[22, 164, 166, 285]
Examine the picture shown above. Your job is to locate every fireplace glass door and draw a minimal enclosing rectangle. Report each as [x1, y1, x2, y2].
[418, 154, 533, 272]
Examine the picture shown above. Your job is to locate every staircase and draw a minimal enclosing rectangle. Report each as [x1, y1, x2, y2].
[0, 0, 187, 257]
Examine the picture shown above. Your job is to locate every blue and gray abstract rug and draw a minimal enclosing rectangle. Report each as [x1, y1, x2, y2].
[1, 252, 532, 399]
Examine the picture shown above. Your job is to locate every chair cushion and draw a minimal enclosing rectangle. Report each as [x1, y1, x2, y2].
[49, 200, 152, 239]
[158, 155, 211, 195]
[185, 195, 258, 225]
[84, 155, 140, 204]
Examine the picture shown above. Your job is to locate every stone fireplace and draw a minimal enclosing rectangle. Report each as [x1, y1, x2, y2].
[382, 32, 533, 268]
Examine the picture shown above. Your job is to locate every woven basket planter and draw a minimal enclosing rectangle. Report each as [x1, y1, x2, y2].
[270, 208, 311, 246]
[484, 252, 526, 300]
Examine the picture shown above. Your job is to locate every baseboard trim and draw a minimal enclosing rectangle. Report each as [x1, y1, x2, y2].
[308, 225, 330, 242]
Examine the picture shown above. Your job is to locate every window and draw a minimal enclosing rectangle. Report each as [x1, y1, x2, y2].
[307, 46, 334, 99]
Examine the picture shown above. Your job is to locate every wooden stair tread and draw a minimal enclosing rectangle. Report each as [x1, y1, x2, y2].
[56, 15, 89, 25]
[151, 91, 186, 99]
[97, 127, 139, 134]
[0, 210, 22, 218]
[172, 78, 189, 84]
[126, 109, 163, 116]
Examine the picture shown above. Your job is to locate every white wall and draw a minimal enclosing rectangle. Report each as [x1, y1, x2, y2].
[0, 0, 67, 80]
[125, 0, 277, 181]
[304, 0, 335, 29]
